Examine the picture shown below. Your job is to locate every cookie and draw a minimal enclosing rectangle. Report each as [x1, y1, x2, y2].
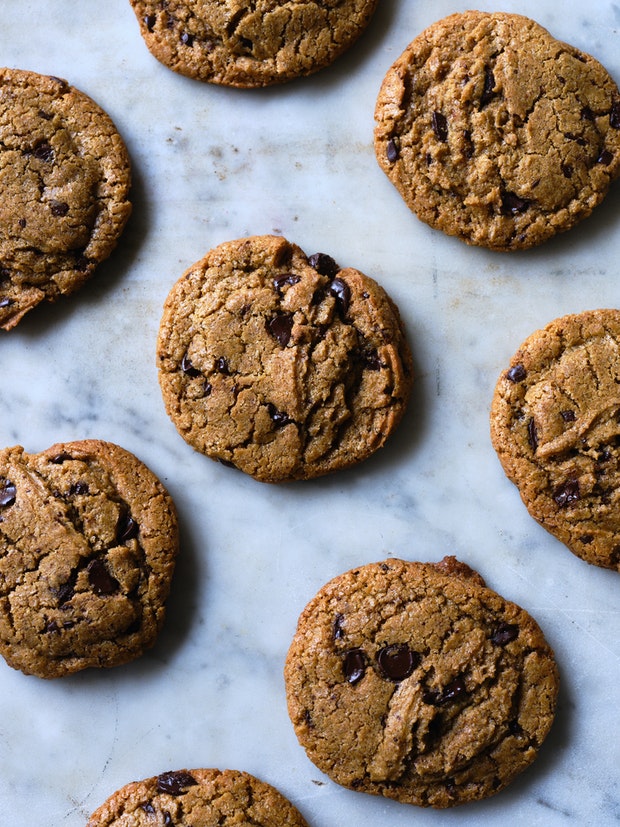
[490, 309, 620, 572]
[87, 768, 309, 826]
[374, 11, 620, 250]
[0, 68, 131, 330]
[157, 234, 413, 483]
[284, 557, 559, 808]
[128, 0, 379, 87]
[0, 440, 178, 678]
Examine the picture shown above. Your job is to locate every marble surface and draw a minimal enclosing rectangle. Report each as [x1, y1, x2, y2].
[1, 1, 619, 824]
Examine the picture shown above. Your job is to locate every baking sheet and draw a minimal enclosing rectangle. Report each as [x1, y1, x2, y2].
[1, 1, 619, 824]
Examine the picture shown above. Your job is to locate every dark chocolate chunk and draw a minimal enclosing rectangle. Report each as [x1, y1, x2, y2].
[215, 356, 229, 374]
[501, 191, 531, 215]
[267, 403, 292, 428]
[181, 353, 201, 377]
[87, 559, 120, 596]
[560, 409, 576, 422]
[343, 649, 366, 684]
[581, 106, 595, 122]
[506, 364, 526, 383]
[491, 623, 519, 646]
[0, 480, 16, 507]
[156, 770, 198, 796]
[329, 277, 350, 317]
[273, 273, 300, 293]
[267, 313, 294, 347]
[610, 99, 620, 129]
[50, 201, 69, 217]
[69, 481, 89, 496]
[49, 453, 72, 464]
[598, 149, 613, 165]
[431, 111, 448, 142]
[0, 298, 13, 309]
[144, 14, 156, 31]
[423, 676, 467, 706]
[376, 643, 419, 681]
[553, 478, 580, 508]
[54, 571, 77, 606]
[31, 140, 54, 162]
[386, 138, 400, 163]
[333, 613, 345, 640]
[527, 418, 538, 451]
[180, 31, 194, 47]
[480, 66, 495, 106]
[308, 252, 339, 278]
[116, 511, 139, 543]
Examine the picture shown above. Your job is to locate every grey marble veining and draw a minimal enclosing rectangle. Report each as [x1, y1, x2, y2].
[1, 1, 619, 825]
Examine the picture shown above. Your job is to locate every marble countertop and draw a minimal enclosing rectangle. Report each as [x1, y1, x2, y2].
[1, 1, 619, 825]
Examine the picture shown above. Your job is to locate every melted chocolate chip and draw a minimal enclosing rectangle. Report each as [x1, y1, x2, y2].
[54, 571, 77, 606]
[87, 559, 120, 596]
[376, 643, 419, 682]
[480, 66, 495, 106]
[273, 273, 300, 293]
[506, 364, 526, 383]
[598, 149, 613, 165]
[423, 676, 467, 706]
[491, 623, 519, 646]
[267, 313, 294, 347]
[267, 403, 292, 428]
[156, 771, 198, 796]
[611, 99, 620, 129]
[50, 201, 69, 217]
[215, 356, 229, 374]
[343, 649, 366, 684]
[69, 481, 89, 496]
[360, 347, 382, 371]
[31, 141, 54, 162]
[501, 191, 530, 215]
[333, 613, 345, 640]
[561, 409, 576, 422]
[116, 511, 139, 543]
[144, 14, 156, 31]
[308, 252, 339, 278]
[181, 353, 201, 377]
[329, 277, 350, 317]
[553, 478, 580, 508]
[431, 111, 448, 142]
[527, 418, 538, 451]
[0, 480, 16, 507]
[140, 803, 156, 815]
[386, 138, 400, 163]
[581, 106, 595, 122]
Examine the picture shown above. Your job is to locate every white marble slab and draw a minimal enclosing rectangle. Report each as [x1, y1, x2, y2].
[1, 0, 619, 824]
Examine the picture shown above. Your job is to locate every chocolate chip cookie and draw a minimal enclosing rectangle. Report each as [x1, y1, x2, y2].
[284, 557, 559, 808]
[157, 235, 413, 483]
[0, 440, 178, 678]
[491, 309, 620, 572]
[374, 11, 620, 250]
[87, 768, 309, 826]
[128, 0, 379, 87]
[0, 68, 131, 330]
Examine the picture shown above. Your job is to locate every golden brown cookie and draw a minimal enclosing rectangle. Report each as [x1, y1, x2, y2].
[128, 0, 379, 87]
[491, 309, 620, 572]
[374, 11, 620, 250]
[0, 68, 131, 330]
[0, 440, 178, 678]
[87, 768, 309, 826]
[284, 557, 559, 808]
[157, 234, 413, 483]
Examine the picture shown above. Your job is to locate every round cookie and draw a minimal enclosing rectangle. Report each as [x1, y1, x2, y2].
[157, 234, 413, 483]
[284, 557, 559, 808]
[127, 0, 379, 87]
[87, 768, 309, 826]
[0, 440, 178, 678]
[491, 309, 620, 572]
[0, 68, 131, 330]
[374, 11, 620, 251]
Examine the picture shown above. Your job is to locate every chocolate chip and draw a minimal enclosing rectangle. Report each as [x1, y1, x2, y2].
[50, 453, 72, 464]
[553, 478, 580, 508]
[75, 254, 90, 272]
[506, 364, 526, 383]
[0, 298, 13, 309]
[423, 676, 467, 706]
[480, 66, 495, 106]
[18, 218, 26, 228]
[386, 138, 400, 162]
[491, 623, 519, 646]
[215, 356, 229, 374]
[181, 353, 201, 377]
[579, 534, 594, 545]
[50, 201, 69, 217]
[527, 418, 538, 451]
[376, 643, 419, 682]
[333, 613, 345, 640]
[561, 410, 576, 422]
[54, 571, 77, 606]
[156, 771, 198, 796]
[144, 14, 156, 31]
[329, 277, 350, 317]
[116, 511, 139, 543]
[581, 106, 595, 122]
[360, 347, 382, 371]
[611, 99, 620, 129]
[501, 191, 530, 215]
[203, 381, 212, 396]
[431, 111, 448, 142]
[343, 649, 366, 684]
[267, 403, 292, 428]
[0, 480, 16, 507]
[598, 149, 613, 165]
[267, 313, 294, 347]
[140, 803, 156, 815]
[180, 31, 194, 46]
[87, 559, 119, 596]
[31, 141, 54, 162]
[561, 163, 574, 178]
[273, 273, 300, 293]
[308, 252, 339, 278]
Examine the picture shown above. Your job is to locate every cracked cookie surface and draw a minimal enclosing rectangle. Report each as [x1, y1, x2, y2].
[157, 235, 413, 483]
[491, 309, 620, 571]
[374, 11, 620, 250]
[284, 557, 559, 808]
[0, 440, 178, 678]
[87, 768, 309, 826]
[128, 0, 379, 87]
[0, 68, 131, 329]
